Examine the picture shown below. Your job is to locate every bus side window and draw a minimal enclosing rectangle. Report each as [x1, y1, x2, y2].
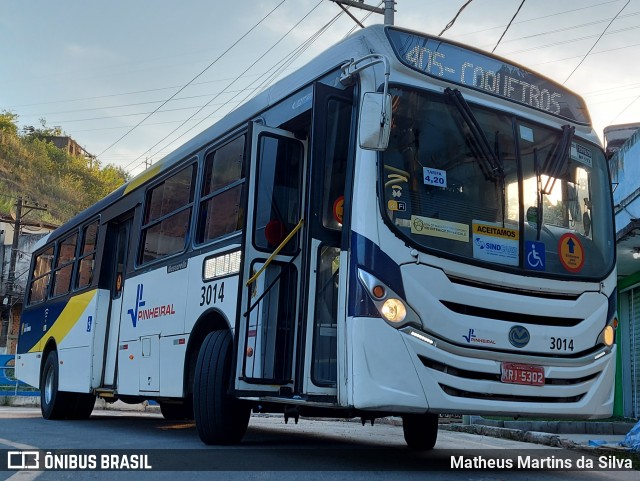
[76, 221, 99, 289]
[197, 135, 246, 244]
[140, 163, 196, 264]
[254, 134, 303, 252]
[51, 233, 78, 298]
[321, 98, 351, 231]
[28, 246, 54, 304]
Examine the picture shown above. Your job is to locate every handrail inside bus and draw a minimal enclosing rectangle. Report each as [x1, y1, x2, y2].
[246, 218, 305, 286]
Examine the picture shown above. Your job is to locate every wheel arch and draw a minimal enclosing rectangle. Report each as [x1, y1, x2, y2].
[40, 337, 58, 383]
[184, 308, 232, 396]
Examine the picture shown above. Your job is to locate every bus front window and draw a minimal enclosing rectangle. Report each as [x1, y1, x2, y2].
[381, 86, 614, 279]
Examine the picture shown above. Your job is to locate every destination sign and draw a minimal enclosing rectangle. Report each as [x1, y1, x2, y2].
[386, 28, 590, 125]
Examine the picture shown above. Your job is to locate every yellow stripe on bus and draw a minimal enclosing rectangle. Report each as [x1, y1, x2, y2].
[29, 290, 97, 353]
[123, 163, 163, 195]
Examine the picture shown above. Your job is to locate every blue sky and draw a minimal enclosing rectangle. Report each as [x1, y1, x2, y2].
[1, 0, 639, 174]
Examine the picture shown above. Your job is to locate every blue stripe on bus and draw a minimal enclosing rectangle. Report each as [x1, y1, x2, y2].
[17, 300, 68, 354]
[348, 232, 405, 317]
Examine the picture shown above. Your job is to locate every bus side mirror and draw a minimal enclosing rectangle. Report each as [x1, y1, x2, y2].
[359, 92, 391, 151]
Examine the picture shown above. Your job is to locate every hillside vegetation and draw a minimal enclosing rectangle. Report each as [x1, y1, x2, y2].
[0, 112, 129, 225]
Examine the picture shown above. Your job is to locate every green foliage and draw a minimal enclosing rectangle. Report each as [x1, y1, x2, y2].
[0, 119, 129, 224]
[0, 111, 19, 136]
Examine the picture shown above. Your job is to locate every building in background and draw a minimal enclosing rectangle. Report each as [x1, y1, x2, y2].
[0, 215, 56, 354]
[605, 122, 640, 158]
[609, 125, 640, 418]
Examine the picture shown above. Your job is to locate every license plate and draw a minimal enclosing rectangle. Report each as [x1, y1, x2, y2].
[501, 362, 545, 386]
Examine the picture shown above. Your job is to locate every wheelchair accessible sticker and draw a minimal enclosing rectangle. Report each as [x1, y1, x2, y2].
[525, 241, 546, 271]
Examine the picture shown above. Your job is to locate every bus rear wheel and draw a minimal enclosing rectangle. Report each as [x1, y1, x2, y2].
[193, 330, 250, 444]
[41, 351, 96, 420]
[41, 351, 70, 420]
[402, 413, 438, 450]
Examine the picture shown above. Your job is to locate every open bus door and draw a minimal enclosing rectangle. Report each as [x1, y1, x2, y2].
[235, 124, 306, 396]
[235, 83, 354, 402]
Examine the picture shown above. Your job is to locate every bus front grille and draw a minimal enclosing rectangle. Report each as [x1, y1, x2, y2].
[419, 355, 599, 386]
[438, 384, 585, 404]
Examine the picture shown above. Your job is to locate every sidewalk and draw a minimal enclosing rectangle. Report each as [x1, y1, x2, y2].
[440, 416, 637, 457]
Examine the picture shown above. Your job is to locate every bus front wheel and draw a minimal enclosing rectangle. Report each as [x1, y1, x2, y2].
[193, 330, 250, 444]
[402, 413, 438, 450]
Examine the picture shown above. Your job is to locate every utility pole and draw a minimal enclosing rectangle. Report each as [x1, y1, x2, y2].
[2, 196, 47, 352]
[330, 0, 395, 25]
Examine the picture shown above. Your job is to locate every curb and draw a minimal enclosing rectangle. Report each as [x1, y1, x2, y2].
[467, 415, 632, 435]
[441, 423, 639, 463]
[440, 423, 573, 448]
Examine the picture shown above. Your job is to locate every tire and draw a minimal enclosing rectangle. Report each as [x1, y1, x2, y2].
[67, 393, 96, 420]
[402, 413, 438, 450]
[193, 330, 250, 445]
[160, 398, 194, 420]
[40, 351, 70, 420]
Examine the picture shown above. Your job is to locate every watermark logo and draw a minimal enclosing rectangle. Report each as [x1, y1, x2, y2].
[7, 451, 40, 470]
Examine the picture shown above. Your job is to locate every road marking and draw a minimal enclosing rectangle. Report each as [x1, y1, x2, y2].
[0, 437, 42, 481]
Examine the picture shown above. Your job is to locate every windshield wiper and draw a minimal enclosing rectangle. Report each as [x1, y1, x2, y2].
[541, 124, 574, 195]
[534, 124, 575, 240]
[444, 88, 504, 181]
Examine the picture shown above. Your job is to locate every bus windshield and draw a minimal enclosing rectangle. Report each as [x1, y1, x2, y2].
[381, 86, 614, 279]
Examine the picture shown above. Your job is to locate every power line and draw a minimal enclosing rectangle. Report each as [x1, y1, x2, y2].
[131, 0, 375, 173]
[563, 0, 631, 84]
[123, 0, 326, 172]
[492, 0, 526, 53]
[481, 11, 640, 50]
[501, 23, 640, 56]
[439, 0, 475, 37]
[448, 0, 623, 39]
[530, 40, 640, 66]
[608, 94, 640, 125]
[96, 0, 289, 159]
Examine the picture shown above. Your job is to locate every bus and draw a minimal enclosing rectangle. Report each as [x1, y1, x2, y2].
[16, 25, 617, 450]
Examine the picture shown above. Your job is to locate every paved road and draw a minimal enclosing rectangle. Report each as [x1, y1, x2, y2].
[0, 407, 636, 480]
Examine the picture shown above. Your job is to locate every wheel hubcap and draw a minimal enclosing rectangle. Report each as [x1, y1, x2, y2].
[44, 367, 54, 405]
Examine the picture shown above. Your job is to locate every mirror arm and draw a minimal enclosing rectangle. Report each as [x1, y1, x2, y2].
[340, 54, 391, 126]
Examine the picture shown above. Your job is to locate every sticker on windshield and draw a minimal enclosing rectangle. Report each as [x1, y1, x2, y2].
[423, 167, 447, 188]
[525, 241, 546, 271]
[411, 215, 469, 242]
[558, 233, 585, 273]
[570, 143, 593, 168]
[472, 221, 519, 266]
[519, 125, 534, 143]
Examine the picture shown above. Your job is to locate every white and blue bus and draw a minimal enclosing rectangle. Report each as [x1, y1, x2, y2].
[17, 25, 617, 449]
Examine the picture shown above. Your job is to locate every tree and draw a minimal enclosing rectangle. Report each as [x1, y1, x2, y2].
[0, 111, 19, 136]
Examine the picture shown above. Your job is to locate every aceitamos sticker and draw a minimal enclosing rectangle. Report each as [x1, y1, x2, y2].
[472, 221, 519, 266]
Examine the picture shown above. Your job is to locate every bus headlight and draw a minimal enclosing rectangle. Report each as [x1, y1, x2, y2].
[596, 288, 617, 347]
[602, 325, 614, 347]
[357, 268, 421, 329]
[381, 298, 407, 323]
